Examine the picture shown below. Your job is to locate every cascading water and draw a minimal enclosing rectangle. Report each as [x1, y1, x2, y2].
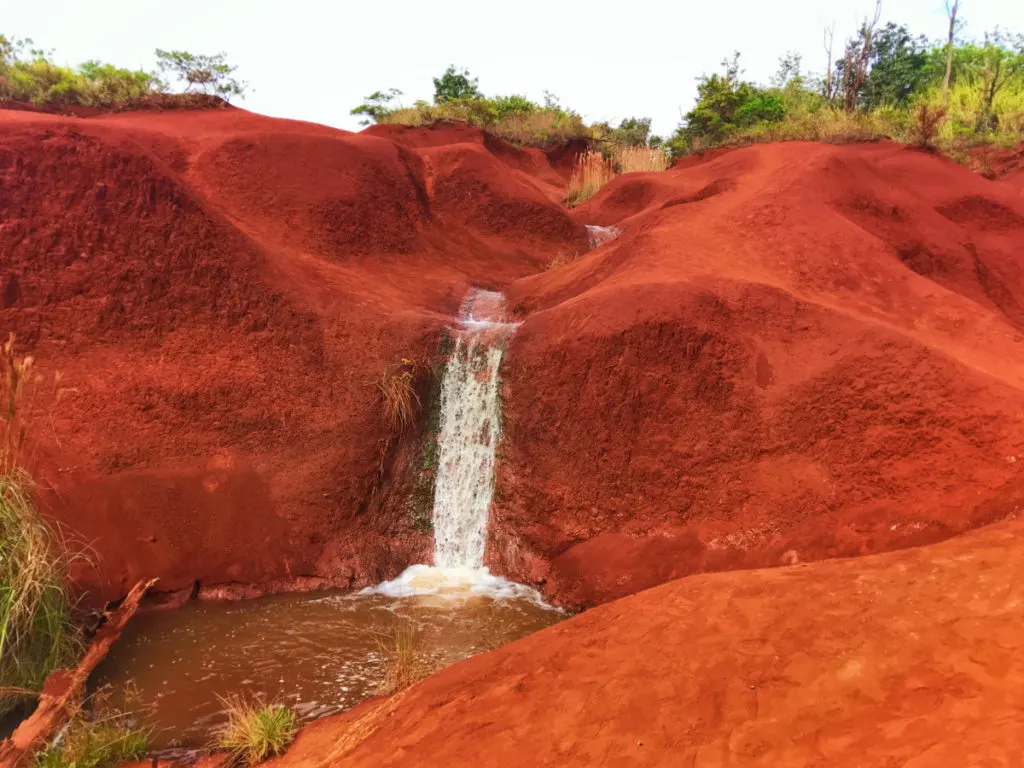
[367, 289, 546, 602]
[432, 290, 514, 569]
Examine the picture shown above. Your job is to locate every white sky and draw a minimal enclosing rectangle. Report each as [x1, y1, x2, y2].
[6, 0, 1023, 138]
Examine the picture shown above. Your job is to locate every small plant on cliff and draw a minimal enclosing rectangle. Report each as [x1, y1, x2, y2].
[374, 622, 430, 695]
[377, 358, 422, 433]
[215, 695, 297, 765]
[0, 336, 78, 716]
[34, 685, 149, 768]
[566, 149, 617, 207]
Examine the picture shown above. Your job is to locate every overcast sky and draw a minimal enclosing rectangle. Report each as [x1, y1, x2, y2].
[6, 0, 1024, 138]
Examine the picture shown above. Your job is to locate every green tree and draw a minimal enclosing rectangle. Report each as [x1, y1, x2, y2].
[432, 65, 481, 103]
[671, 53, 786, 152]
[154, 49, 246, 101]
[351, 88, 402, 125]
[612, 117, 653, 147]
[972, 30, 1024, 131]
[861, 23, 930, 108]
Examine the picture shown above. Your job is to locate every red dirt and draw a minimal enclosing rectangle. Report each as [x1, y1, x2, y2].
[490, 140, 1024, 606]
[0, 108, 579, 605]
[3, 111, 1024, 618]
[263, 519, 1024, 767]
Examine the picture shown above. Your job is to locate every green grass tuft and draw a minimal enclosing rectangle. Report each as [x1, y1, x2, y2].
[34, 688, 149, 768]
[215, 695, 297, 765]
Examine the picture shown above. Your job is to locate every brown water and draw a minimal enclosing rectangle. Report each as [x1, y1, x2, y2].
[94, 589, 561, 752]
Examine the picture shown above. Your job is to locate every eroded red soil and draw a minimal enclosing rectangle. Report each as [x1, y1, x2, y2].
[490, 140, 1024, 606]
[2, 109, 1023, 614]
[262, 519, 1024, 767]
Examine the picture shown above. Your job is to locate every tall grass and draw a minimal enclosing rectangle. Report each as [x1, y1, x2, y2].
[374, 623, 430, 695]
[0, 336, 77, 716]
[566, 149, 617, 207]
[34, 687, 149, 768]
[615, 146, 670, 173]
[215, 696, 297, 765]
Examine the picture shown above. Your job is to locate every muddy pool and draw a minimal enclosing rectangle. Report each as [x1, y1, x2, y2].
[94, 588, 561, 752]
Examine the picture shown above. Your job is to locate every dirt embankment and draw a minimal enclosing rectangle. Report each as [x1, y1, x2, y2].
[488, 141, 1024, 606]
[3, 109, 1024, 613]
[0, 109, 585, 605]
[264, 518, 1024, 767]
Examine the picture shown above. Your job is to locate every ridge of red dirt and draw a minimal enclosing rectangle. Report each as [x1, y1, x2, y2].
[3, 109, 1024, 615]
[489, 140, 1024, 606]
[0, 108, 580, 605]
[264, 519, 1024, 767]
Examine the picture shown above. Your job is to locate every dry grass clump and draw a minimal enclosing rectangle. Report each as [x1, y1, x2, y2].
[912, 104, 948, 149]
[34, 686, 149, 768]
[377, 358, 422, 434]
[566, 150, 617, 207]
[0, 335, 78, 716]
[374, 623, 431, 695]
[615, 146, 670, 173]
[215, 695, 297, 765]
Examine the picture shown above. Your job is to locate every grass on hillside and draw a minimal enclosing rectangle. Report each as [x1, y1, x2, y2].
[0, 336, 78, 716]
[615, 146, 670, 173]
[378, 101, 590, 147]
[566, 149, 617, 207]
[34, 687, 149, 768]
[215, 695, 297, 765]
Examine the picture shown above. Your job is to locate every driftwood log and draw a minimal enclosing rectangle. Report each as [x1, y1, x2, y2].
[0, 578, 157, 768]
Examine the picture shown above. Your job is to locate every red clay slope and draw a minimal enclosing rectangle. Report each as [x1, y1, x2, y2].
[267, 518, 1024, 767]
[0, 108, 586, 604]
[488, 141, 1024, 606]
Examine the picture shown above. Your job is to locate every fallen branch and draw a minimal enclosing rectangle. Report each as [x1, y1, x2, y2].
[0, 578, 157, 768]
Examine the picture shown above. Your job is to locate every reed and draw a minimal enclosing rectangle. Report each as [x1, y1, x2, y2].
[33, 686, 149, 768]
[565, 149, 617, 207]
[615, 146, 670, 173]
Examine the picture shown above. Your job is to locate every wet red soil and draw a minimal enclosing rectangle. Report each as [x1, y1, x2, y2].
[2, 110, 1023, 616]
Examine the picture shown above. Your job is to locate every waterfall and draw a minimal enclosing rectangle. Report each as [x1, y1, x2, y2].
[365, 289, 546, 602]
[432, 290, 515, 568]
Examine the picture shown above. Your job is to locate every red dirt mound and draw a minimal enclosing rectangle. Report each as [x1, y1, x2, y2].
[0, 108, 581, 604]
[266, 519, 1024, 767]
[490, 141, 1024, 607]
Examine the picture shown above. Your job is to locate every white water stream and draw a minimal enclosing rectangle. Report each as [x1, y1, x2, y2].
[367, 290, 546, 602]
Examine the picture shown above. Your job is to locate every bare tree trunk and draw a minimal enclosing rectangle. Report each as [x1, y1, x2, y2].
[823, 24, 836, 101]
[942, 0, 959, 105]
[844, 0, 883, 113]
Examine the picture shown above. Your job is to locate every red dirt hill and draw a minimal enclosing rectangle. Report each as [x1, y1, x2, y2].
[265, 518, 1024, 767]
[489, 141, 1024, 606]
[0, 108, 583, 604]
[2, 109, 1023, 614]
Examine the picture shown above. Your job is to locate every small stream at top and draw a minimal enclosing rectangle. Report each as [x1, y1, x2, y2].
[93, 289, 560, 752]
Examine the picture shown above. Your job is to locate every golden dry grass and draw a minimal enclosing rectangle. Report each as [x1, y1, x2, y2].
[615, 146, 670, 173]
[566, 150, 617, 207]
[376, 358, 422, 434]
